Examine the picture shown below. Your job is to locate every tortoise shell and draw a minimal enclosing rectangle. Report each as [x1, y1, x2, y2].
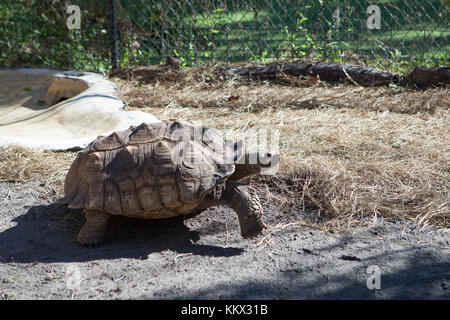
[61, 120, 238, 218]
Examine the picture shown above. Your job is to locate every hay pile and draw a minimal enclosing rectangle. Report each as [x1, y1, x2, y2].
[0, 146, 75, 191]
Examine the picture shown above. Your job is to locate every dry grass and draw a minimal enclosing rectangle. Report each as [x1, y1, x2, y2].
[0, 64, 448, 230]
[0, 146, 75, 192]
[116, 64, 448, 115]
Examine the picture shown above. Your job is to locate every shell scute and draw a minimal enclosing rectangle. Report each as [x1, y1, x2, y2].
[128, 122, 166, 144]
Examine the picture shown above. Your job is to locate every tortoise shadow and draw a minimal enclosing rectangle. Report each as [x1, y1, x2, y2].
[0, 203, 244, 263]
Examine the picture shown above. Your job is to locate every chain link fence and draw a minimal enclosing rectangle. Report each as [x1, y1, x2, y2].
[1, 0, 449, 72]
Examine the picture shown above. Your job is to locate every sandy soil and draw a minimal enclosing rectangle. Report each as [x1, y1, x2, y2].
[0, 181, 448, 300]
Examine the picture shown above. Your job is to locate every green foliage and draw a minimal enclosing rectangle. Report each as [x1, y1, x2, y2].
[0, 0, 109, 72]
[0, 0, 448, 71]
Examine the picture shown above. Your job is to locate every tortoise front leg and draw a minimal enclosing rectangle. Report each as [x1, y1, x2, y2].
[76, 209, 111, 246]
[224, 181, 267, 238]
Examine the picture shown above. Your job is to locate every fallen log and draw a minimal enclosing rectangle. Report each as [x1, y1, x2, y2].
[221, 61, 449, 88]
[407, 66, 450, 88]
[222, 61, 400, 86]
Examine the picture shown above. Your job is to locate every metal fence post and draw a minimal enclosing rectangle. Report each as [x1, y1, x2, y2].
[108, 0, 119, 72]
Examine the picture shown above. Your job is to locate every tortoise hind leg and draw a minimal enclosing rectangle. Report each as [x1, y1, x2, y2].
[76, 209, 111, 246]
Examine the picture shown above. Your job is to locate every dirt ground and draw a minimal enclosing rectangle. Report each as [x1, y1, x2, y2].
[0, 180, 449, 300]
[0, 64, 449, 300]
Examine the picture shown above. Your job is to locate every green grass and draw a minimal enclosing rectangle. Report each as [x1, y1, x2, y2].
[185, 9, 270, 28]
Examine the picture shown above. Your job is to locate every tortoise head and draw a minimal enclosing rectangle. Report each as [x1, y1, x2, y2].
[229, 142, 280, 182]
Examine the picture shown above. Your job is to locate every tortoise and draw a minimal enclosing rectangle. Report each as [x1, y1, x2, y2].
[59, 120, 279, 246]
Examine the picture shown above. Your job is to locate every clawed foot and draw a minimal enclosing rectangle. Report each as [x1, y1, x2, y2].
[241, 215, 267, 239]
[76, 209, 110, 247]
[76, 225, 106, 246]
[76, 233, 106, 247]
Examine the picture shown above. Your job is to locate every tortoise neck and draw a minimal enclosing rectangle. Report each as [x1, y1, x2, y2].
[228, 164, 261, 182]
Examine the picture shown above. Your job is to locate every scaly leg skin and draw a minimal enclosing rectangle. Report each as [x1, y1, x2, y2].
[225, 182, 267, 238]
[76, 209, 111, 246]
